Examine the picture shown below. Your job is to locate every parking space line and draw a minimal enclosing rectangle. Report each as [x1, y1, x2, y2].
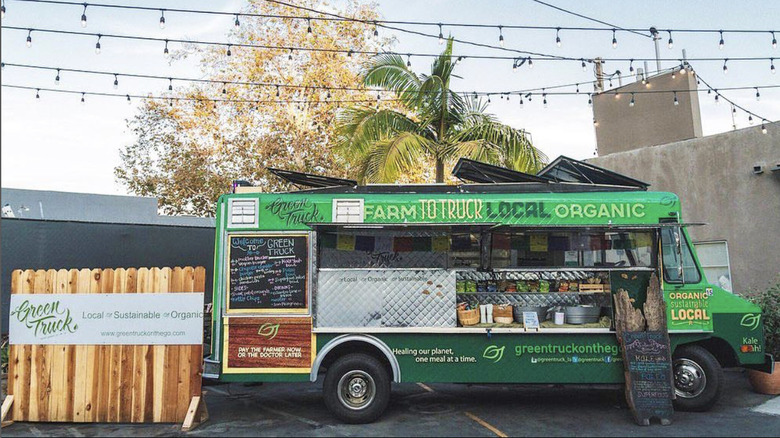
[464, 411, 508, 438]
[416, 383, 435, 393]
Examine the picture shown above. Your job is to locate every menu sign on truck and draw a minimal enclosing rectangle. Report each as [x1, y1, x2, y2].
[228, 234, 308, 312]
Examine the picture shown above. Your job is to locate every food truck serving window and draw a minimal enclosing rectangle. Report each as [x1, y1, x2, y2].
[490, 230, 654, 269]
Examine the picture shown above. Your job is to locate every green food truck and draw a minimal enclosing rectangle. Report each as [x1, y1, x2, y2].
[203, 156, 771, 423]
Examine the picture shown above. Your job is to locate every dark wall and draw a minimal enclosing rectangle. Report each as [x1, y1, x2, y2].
[1, 218, 216, 333]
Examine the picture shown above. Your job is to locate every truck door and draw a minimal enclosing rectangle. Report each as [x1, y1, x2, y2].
[660, 227, 711, 332]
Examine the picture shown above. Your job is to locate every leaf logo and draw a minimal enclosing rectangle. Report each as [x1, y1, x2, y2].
[257, 323, 280, 340]
[482, 345, 505, 363]
[740, 314, 760, 331]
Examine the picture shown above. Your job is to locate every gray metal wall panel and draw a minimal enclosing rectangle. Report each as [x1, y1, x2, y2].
[1, 218, 215, 333]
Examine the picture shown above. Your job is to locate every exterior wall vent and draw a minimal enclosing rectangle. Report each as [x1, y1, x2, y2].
[228, 198, 258, 227]
[332, 199, 364, 223]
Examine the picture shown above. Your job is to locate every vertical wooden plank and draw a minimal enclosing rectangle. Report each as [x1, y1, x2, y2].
[16, 270, 35, 422]
[37, 269, 57, 421]
[118, 268, 137, 423]
[159, 267, 183, 422]
[144, 268, 165, 422]
[8, 270, 22, 421]
[27, 269, 48, 422]
[95, 268, 114, 423]
[71, 269, 91, 422]
[130, 268, 148, 423]
[190, 266, 206, 405]
[83, 268, 102, 422]
[177, 266, 200, 421]
[107, 268, 126, 423]
[62, 269, 79, 422]
[46, 269, 68, 420]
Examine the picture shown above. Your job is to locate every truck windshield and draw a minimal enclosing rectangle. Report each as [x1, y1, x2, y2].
[660, 228, 701, 283]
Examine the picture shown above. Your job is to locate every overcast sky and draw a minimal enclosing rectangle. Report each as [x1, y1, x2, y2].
[1, 0, 778, 196]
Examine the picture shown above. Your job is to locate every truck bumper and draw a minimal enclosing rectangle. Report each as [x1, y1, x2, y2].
[743, 354, 774, 374]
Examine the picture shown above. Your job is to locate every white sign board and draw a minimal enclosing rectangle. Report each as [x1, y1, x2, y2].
[9, 293, 204, 345]
[522, 311, 540, 329]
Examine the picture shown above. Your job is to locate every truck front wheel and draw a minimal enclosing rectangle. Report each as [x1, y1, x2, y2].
[672, 345, 723, 411]
[323, 353, 391, 423]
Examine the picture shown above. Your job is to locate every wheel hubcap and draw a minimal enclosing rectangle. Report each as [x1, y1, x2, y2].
[337, 370, 376, 410]
[674, 358, 707, 398]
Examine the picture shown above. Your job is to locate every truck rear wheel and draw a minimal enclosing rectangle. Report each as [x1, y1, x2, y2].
[672, 345, 723, 411]
[323, 353, 390, 424]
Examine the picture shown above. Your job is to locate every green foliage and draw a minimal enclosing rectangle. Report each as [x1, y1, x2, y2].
[336, 38, 547, 183]
[750, 280, 780, 358]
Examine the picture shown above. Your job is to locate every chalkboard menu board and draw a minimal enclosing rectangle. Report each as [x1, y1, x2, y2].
[622, 331, 674, 425]
[228, 234, 308, 311]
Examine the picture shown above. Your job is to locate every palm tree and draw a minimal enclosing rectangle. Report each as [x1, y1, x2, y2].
[335, 38, 547, 183]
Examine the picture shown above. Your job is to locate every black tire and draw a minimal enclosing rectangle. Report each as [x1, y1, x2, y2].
[323, 353, 391, 424]
[672, 345, 723, 412]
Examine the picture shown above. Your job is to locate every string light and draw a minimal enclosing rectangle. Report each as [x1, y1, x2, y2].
[673, 91, 679, 105]
[80, 92, 85, 104]
[581, 59, 587, 72]
[126, 94, 131, 104]
[222, 82, 226, 94]
[95, 34, 101, 54]
[543, 89, 547, 107]
[732, 105, 737, 115]
[771, 58, 776, 74]
[307, 18, 312, 36]
[588, 94, 592, 107]
[672, 70, 676, 79]
[667, 31, 673, 49]
[593, 118, 599, 127]
[722, 58, 728, 74]
[80, 3, 87, 28]
[762, 121, 768, 134]
[611, 29, 617, 49]
[406, 54, 411, 68]
[498, 26, 504, 47]
[275, 85, 280, 97]
[575, 83, 580, 94]
[755, 87, 761, 101]
[528, 57, 533, 69]
[26, 29, 32, 48]
[36, 88, 40, 100]
[718, 30, 724, 49]
[748, 115, 753, 125]
[234, 14, 240, 28]
[487, 94, 491, 103]
[680, 63, 687, 74]
[373, 22, 378, 38]
[773, 32, 778, 49]
[55, 68, 60, 85]
[347, 49, 353, 57]
[1, 0, 5, 20]
[113, 74, 119, 89]
[159, 10, 165, 29]
[288, 48, 294, 61]
[226, 45, 231, 56]
[438, 24, 444, 45]
[629, 59, 634, 73]
[629, 92, 635, 107]
[519, 96, 524, 108]
[512, 59, 518, 72]
[163, 40, 169, 57]
[456, 56, 463, 64]
[714, 91, 720, 104]
[555, 27, 561, 47]
[168, 78, 173, 91]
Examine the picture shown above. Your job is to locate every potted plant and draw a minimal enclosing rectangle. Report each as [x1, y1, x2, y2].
[748, 280, 780, 395]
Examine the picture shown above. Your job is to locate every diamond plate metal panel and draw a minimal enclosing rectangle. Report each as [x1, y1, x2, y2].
[316, 269, 456, 328]
[320, 247, 448, 269]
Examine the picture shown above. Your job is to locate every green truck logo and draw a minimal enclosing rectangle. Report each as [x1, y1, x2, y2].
[257, 323, 280, 340]
[482, 345, 505, 363]
[740, 314, 761, 331]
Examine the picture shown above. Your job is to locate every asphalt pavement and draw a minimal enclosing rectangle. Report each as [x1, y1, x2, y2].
[3, 369, 779, 436]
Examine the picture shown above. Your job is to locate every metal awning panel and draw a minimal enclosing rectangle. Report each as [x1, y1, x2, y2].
[267, 167, 357, 189]
[452, 158, 551, 183]
[537, 156, 650, 189]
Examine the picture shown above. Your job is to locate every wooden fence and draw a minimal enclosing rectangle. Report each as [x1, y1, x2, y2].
[6, 267, 205, 423]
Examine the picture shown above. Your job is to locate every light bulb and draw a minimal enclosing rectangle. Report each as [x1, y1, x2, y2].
[722, 59, 728, 74]
[748, 115, 754, 125]
[528, 57, 533, 69]
[373, 24, 378, 39]
[26, 31, 32, 48]
[519, 98, 524, 108]
[407, 55, 411, 68]
[226, 45, 231, 57]
[718, 31, 724, 49]
[668, 31, 673, 49]
[81, 93, 86, 104]
[512, 61, 517, 72]
[581, 59, 587, 72]
[715, 94, 720, 105]
[773, 32, 777, 49]
[55, 70, 60, 85]
[159, 11, 165, 29]
[36, 89, 40, 100]
[672, 71, 676, 79]
[307, 19, 312, 36]
[629, 94, 635, 107]
[168, 79, 173, 91]
[588, 95, 592, 107]
[593, 119, 599, 127]
[81, 14, 87, 28]
[127, 95, 131, 105]
[113, 75, 119, 89]
[163, 41, 169, 57]
[1, 4, 5, 19]
[756, 88, 761, 101]
[234, 15, 240, 28]
[771, 59, 776, 74]
[556, 28, 561, 47]
[576, 84, 580, 94]
[629, 59, 634, 73]
[276, 86, 280, 97]
[543, 98, 548, 108]
[95, 42, 101, 54]
[762, 123, 768, 134]
[673, 92, 679, 106]
[438, 24, 444, 45]
[498, 26, 504, 47]
[288, 49, 293, 61]
[612, 29, 617, 49]
[680, 64, 687, 74]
